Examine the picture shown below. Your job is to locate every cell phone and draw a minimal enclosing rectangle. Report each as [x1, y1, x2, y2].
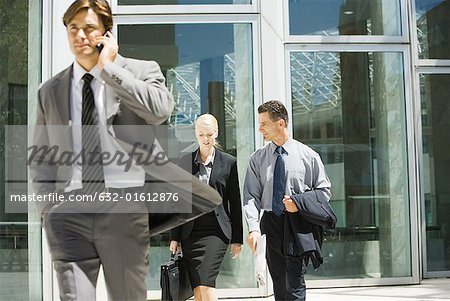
[96, 32, 108, 53]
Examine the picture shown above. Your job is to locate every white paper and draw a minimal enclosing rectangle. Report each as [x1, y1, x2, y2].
[255, 234, 267, 286]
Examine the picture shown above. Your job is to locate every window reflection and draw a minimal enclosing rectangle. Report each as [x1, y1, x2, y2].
[289, 0, 402, 36]
[118, 22, 255, 290]
[415, 0, 450, 59]
[291, 51, 411, 278]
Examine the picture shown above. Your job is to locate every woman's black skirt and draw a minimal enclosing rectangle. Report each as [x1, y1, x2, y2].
[181, 211, 229, 288]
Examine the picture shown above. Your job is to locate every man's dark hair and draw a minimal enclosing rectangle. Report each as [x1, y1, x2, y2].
[257, 100, 289, 126]
[63, 0, 113, 32]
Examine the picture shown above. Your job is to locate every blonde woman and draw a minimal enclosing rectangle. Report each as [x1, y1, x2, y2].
[170, 114, 243, 301]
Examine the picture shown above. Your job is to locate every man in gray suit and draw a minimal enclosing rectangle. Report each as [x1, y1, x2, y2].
[30, 0, 173, 300]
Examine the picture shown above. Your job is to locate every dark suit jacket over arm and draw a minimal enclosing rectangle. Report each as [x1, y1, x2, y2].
[284, 190, 337, 269]
[291, 190, 337, 229]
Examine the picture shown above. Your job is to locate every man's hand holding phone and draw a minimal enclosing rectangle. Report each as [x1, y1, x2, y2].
[95, 31, 118, 70]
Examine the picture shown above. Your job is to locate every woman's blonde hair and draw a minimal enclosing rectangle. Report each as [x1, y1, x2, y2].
[195, 114, 221, 148]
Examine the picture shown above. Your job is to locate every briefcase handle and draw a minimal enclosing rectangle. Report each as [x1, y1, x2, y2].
[169, 252, 183, 261]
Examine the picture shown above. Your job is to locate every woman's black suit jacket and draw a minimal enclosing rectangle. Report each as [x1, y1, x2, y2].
[170, 149, 243, 244]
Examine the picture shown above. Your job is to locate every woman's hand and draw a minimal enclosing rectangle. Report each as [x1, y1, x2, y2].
[169, 240, 181, 255]
[230, 243, 242, 259]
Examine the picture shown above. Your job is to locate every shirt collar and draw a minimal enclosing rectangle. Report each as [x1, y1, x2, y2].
[194, 147, 216, 166]
[270, 138, 294, 155]
[73, 61, 101, 85]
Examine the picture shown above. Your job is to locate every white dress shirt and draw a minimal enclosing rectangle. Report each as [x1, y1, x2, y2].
[65, 61, 144, 192]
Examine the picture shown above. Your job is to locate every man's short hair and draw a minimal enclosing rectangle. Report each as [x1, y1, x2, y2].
[258, 100, 289, 126]
[63, 0, 113, 32]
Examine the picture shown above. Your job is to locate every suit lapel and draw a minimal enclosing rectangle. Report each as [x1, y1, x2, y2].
[209, 150, 223, 188]
[191, 152, 199, 177]
[52, 65, 72, 125]
[51, 66, 73, 150]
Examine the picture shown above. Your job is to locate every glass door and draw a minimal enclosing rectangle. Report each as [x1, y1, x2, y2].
[286, 45, 419, 286]
[413, 0, 450, 279]
[419, 72, 450, 277]
[114, 17, 259, 298]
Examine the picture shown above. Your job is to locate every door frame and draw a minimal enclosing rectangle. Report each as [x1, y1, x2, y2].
[415, 67, 450, 279]
[284, 43, 421, 288]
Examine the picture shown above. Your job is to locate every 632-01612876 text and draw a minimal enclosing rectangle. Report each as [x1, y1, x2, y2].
[97, 192, 179, 202]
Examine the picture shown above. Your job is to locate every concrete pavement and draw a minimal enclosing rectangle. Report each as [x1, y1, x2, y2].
[223, 278, 450, 301]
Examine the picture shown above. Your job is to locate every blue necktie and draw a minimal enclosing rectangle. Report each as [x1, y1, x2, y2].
[272, 146, 285, 216]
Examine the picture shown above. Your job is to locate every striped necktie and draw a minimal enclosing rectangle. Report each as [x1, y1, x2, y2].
[81, 73, 105, 195]
[272, 146, 285, 216]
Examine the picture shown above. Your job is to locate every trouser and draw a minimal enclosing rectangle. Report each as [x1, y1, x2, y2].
[261, 212, 309, 301]
[43, 197, 150, 301]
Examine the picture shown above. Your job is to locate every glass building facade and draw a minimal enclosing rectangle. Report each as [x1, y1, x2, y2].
[1, 0, 450, 299]
[290, 49, 411, 279]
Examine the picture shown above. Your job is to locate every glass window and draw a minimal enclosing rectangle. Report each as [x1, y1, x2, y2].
[117, 22, 255, 290]
[288, 0, 402, 36]
[420, 74, 450, 272]
[290, 50, 411, 278]
[119, 0, 252, 5]
[415, 0, 450, 59]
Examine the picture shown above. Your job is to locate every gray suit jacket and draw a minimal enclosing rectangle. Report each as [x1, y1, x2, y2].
[30, 55, 172, 206]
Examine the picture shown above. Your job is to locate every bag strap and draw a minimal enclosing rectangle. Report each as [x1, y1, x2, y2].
[170, 252, 183, 260]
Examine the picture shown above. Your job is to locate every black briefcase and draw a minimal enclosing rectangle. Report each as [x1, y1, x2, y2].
[160, 254, 193, 301]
